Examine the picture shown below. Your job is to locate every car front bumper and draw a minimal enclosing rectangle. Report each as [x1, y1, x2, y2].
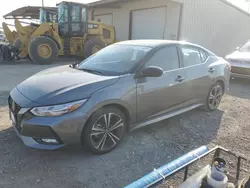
[9, 88, 89, 150]
[12, 121, 65, 150]
[231, 72, 250, 79]
[230, 61, 250, 79]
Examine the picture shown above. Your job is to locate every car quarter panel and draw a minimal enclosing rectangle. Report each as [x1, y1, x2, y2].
[209, 57, 231, 91]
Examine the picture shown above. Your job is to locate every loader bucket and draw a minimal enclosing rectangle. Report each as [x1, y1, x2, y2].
[2, 22, 14, 45]
[14, 19, 26, 35]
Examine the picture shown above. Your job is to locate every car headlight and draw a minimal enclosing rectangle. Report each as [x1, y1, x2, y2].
[30, 99, 87, 117]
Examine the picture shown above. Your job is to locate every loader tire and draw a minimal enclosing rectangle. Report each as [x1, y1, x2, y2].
[28, 36, 58, 65]
[84, 38, 105, 58]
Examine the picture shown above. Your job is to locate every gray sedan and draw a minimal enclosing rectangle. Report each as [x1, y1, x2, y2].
[225, 41, 250, 79]
[9, 40, 231, 154]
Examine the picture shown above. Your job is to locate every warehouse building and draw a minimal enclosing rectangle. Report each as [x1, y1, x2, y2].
[88, 0, 250, 56]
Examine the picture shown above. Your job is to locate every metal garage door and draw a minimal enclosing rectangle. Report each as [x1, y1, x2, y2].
[131, 7, 167, 39]
[94, 14, 113, 26]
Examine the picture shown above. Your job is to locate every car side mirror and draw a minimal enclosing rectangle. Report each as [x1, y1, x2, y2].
[140, 66, 163, 78]
[235, 47, 240, 51]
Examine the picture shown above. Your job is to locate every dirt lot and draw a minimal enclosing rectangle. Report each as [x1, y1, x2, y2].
[1, 61, 250, 188]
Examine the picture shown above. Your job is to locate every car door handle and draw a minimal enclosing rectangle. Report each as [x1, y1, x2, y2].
[176, 75, 185, 82]
[208, 68, 215, 73]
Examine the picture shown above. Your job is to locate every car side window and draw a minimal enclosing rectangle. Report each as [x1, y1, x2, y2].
[145, 46, 180, 71]
[180, 46, 202, 67]
[199, 49, 209, 62]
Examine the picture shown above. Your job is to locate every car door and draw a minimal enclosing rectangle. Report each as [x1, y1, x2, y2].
[136, 45, 188, 122]
[178, 44, 213, 102]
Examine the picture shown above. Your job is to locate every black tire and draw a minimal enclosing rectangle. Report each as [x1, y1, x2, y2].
[28, 36, 58, 65]
[83, 107, 127, 154]
[84, 38, 105, 58]
[203, 82, 224, 112]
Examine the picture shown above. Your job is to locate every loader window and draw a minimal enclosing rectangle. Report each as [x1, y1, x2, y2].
[58, 3, 69, 35]
[40, 9, 57, 23]
[58, 3, 68, 23]
[82, 9, 87, 22]
[72, 6, 81, 22]
[58, 3, 88, 36]
[40, 9, 46, 23]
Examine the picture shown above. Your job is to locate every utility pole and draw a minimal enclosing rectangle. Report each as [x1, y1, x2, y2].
[42, 0, 44, 8]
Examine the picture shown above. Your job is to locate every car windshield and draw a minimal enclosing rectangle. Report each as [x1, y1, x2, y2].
[239, 42, 250, 52]
[77, 44, 152, 75]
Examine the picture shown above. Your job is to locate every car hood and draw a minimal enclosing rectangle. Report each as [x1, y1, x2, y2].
[16, 65, 120, 106]
[226, 51, 250, 61]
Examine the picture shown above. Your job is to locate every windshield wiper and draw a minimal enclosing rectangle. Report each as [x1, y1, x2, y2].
[80, 68, 103, 75]
[69, 62, 80, 69]
[69, 63, 102, 75]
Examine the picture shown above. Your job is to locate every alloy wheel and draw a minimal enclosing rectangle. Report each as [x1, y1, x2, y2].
[90, 113, 124, 151]
[208, 84, 223, 110]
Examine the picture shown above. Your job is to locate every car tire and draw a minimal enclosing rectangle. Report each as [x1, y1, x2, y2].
[83, 106, 127, 154]
[203, 82, 224, 112]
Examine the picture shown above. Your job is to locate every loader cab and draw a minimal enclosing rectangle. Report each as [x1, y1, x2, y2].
[58, 1, 88, 37]
[40, 8, 57, 23]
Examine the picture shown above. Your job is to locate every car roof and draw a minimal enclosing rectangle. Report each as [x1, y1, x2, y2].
[116, 40, 196, 47]
[116, 40, 216, 56]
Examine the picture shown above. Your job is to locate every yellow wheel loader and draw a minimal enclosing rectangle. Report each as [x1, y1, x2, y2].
[2, 1, 116, 64]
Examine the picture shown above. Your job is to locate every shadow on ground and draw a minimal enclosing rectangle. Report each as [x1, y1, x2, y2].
[0, 108, 224, 188]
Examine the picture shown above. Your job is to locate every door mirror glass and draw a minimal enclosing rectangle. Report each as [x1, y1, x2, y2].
[141, 66, 163, 77]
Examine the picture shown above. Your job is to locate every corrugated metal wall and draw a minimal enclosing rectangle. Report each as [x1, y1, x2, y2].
[180, 0, 250, 56]
[90, 0, 250, 56]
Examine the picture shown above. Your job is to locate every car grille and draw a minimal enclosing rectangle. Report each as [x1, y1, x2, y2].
[8, 96, 21, 115]
[8, 96, 22, 132]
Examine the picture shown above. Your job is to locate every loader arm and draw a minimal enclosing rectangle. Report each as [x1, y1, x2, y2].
[31, 23, 62, 50]
[2, 22, 15, 45]
[14, 19, 31, 58]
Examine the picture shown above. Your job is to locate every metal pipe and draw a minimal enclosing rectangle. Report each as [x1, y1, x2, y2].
[125, 146, 209, 188]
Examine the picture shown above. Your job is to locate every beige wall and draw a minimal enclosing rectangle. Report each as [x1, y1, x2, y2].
[179, 0, 250, 56]
[89, 0, 181, 41]
[90, 0, 250, 56]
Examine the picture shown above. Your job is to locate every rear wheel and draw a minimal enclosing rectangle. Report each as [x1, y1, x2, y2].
[203, 82, 224, 111]
[83, 107, 126, 154]
[28, 36, 58, 64]
[84, 38, 105, 58]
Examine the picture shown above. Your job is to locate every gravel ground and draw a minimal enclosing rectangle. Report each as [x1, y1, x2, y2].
[0, 62, 250, 188]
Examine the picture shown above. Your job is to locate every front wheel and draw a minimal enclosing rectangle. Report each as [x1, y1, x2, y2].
[28, 36, 58, 64]
[204, 82, 224, 111]
[83, 107, 127, 154]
